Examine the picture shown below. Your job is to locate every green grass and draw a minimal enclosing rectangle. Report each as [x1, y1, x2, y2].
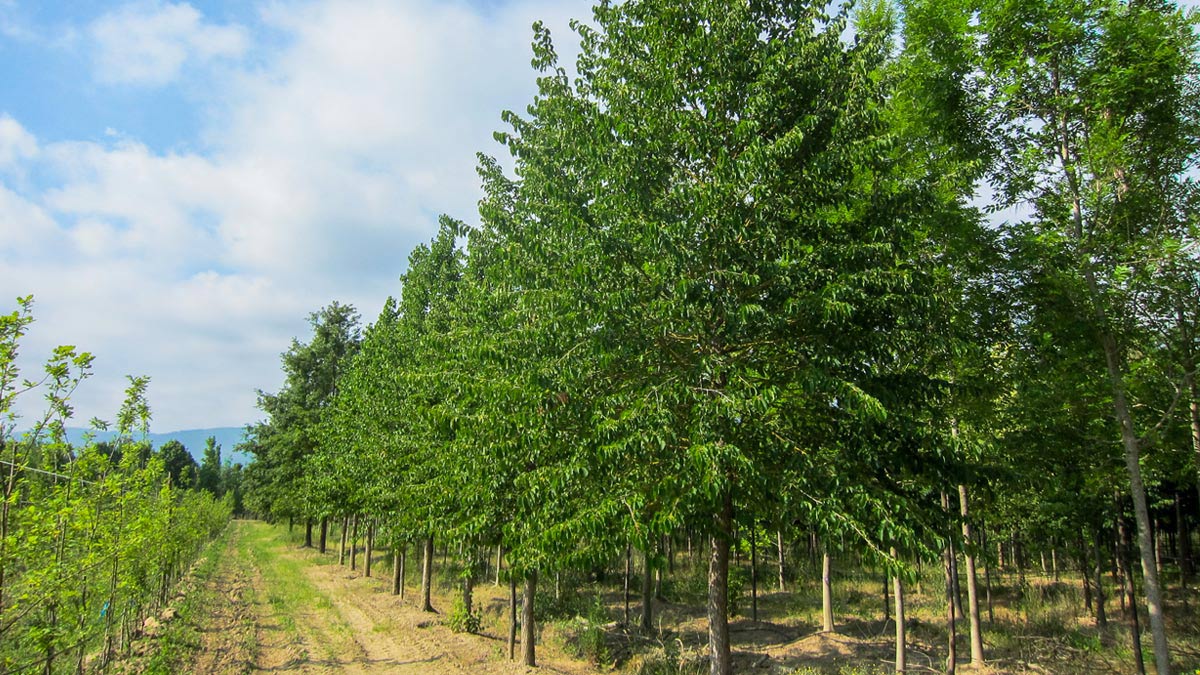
[235, 521, 355, 662]
[141, 527, 231, 675]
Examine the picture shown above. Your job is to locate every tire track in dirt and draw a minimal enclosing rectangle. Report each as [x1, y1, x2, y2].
[184, 526, 254, 675]
[192, 522, 598, 674]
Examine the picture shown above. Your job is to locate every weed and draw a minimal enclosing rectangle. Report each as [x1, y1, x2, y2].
[446, 598, 482, 634]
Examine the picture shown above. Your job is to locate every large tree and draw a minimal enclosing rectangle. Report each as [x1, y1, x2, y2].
[480, 2, 956, 671]
[246, 302, 361, 526]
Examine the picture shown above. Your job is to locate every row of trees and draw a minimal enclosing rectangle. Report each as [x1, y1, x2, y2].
[243, 1, 1200, 673]
[1, 297, 234, 674]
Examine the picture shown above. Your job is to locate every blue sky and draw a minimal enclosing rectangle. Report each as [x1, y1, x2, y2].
[1, 0, 591, 432]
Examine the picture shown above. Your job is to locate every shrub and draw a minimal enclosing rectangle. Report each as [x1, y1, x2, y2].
[446, 598, 481, 634]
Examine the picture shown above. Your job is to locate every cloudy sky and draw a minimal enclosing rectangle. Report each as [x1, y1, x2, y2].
[1, 0, 591, 432]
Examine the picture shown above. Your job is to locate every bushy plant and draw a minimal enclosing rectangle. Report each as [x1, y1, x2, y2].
[445, 598, 481, 633]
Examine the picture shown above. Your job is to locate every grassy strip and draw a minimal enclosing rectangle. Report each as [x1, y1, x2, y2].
[235, 520, 356, 663]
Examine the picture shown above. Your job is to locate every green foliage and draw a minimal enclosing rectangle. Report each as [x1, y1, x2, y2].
[197, 436, 222, 496]
[445, 598, 482, 634]
[0, 296, 232, 673]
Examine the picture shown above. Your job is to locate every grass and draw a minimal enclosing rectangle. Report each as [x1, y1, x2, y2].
[245, 523, 1200, 674]
[234, 520, 356, 663]
[139, 527, 231, 675]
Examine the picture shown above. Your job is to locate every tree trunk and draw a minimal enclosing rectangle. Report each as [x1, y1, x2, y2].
[364, 520, 374, 578]
[893, 548, 906, 674]
[463, 554, 475, 618]
[1177, 492, 1191, 592]
[304, 518, 313, 548]
[777, 530, 786, 592]
[624, 543, 632, 625]
[319, 517, 328, 554]
[821, 550, 834, 633]
[522, 572, 537, 667]
[1094, 529, 1107, 628]
[942, 492, 957, 675]
[1111, 370, 1171, 675]
[656, 535, 666, 601]
[750, 526, 759, 622]
[392, 544, 404, 596]
[421, 536, 435, 612]
[1119, 511, 1147, 675]
[350, 515, 359, 571]
[958, 485, 984, 667]
[708, 495, 733, 675]
[1081, 531, 1094, 614]
[641, 546, 654, 632]
[339, 516, 348, 565]
[508, 576, 517, 660]
[495, 544, 502, 586]
[883, 571, 890, 622]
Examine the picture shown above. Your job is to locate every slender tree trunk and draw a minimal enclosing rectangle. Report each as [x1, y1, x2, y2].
[1081, 532, 1095, 614]
[959, 485, 983, 667]
[883, 571, 890, 622]
[893, 548, 906, 674]
[392, 544, 403, 595]
[656, 535, 666, 601]
[421, 536, 435, 612]
[1120, 511, 1147, 675]
[508, 576, 517, 660]
[304, 518, 313, 548]
[981, 529, 994, 624]
[495, 544, 502, 586]
[1177, 492, 1191, 592]
[364, 520, 374, 578]
[641, 546, 654, 632]
[463, 552, 475, 618]
[777, 530, 786, 592]
[522, 572, 537, 667]
[1094, 529, 1107, 628]
[339, 516, 348, 565]
[350, 515, 359, 571]
[319, 517, 328, 554]
[624, 543, 632, 625]
[708, 495, 733, 675]
[942, 492, 956, 675]
[750, 526, 759, 622]
[822, 549, 834, 633]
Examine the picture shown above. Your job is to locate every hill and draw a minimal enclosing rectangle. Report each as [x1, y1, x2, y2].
[53, 426, 254, 465]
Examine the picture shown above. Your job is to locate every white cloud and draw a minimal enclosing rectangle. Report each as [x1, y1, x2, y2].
[0, 114, 36, 169]
[90, 1, 248, 86]
[5, 0, 593, 431]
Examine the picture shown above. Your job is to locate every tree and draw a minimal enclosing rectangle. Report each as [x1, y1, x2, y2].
[156, 440, 197, 489]
[960, 2, 1200, 671]
[481, 3, 957, 671]
[197, 436, 222, 496]
[244, 302, 361, 527]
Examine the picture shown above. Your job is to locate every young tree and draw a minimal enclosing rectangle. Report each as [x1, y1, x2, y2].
[197, 436, 222, 496]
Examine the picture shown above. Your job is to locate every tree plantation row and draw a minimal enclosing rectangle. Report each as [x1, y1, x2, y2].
[0, 298, 235, 674]
[258, 0, 1198, 674]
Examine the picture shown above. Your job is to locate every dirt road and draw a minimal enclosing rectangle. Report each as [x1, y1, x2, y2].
[192, 521, 562, 675]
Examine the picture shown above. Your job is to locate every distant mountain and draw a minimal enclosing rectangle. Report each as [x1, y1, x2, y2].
[52, 426, 254, 466]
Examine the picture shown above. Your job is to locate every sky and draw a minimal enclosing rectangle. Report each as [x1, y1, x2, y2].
[1, 0, 592, 432]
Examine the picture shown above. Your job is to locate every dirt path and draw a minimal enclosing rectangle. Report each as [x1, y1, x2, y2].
[195, 521, 577, 675]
